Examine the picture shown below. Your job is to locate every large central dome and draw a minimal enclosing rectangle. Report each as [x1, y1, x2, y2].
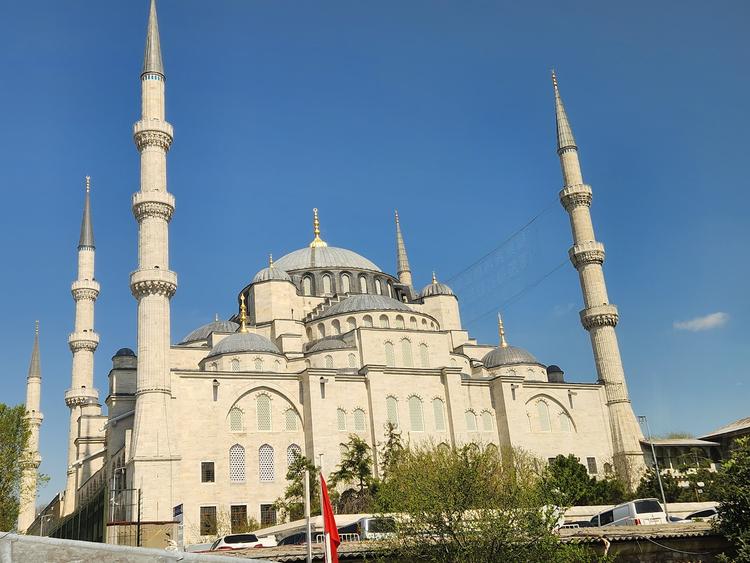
[273, 246, 381, 272]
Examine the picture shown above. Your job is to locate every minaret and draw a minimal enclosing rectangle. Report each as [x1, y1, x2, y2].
[552, 72, 645, 482]
[18, 322, 43, 533]
[497, 313, 508, 347]
[128, 0, 178, 521]
[63, 176, 101, 516]
[394, 210, 413, 290]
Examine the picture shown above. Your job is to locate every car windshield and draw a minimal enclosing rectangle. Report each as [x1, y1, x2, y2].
[225, 533, 258, 544]
[210, 539, 221, 550]
[634, 500, 663, 514]
[369, 518, 396, 533]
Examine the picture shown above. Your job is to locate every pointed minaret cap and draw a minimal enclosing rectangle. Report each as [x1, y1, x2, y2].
[309, 208, 328, 248]
[395, 210, 412, 277]
[28, 321, 41, 379]
[142, 0, 165, 77]
[78, 176, 94, 249]
[552, 70, 577, 154]
[497, 313, 508, 348]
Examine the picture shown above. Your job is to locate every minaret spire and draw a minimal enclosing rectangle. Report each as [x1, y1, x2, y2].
[18, 322, 44, 532]
[78, 176, 94, 249]
[142, 0, 164, 77]
[553, 72, 645, 485]
[497, 313, 508, 348]
[395, 210, 414, 290]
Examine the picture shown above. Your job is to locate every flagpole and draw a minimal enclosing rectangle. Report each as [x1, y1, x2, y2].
[320, 472, 326, 562]
[304, 469, 312, 563]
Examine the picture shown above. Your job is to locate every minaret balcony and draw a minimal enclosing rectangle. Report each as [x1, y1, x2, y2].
[65, 387, 99, 408]
[71, 279, 100, 300]
[569, 241, 605, 268]
[130, 268, 178, 298]
[132, 191, 175, 222]
[133, 119, 173, 152]
[68, 331, 99, 352]
[559, 183, 592, 211]
[580, 304, 619, 330]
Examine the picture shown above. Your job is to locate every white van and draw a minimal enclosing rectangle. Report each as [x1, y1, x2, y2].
[590, 498, 667, 527]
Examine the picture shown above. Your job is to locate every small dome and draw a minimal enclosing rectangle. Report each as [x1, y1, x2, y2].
[420, 273, 455, 298]
[546, 364, 563, 374]
[482, 345, 541, 368]
[180, 320, 239, 344]
[307, 338, 352, 353]
[207, 332, 280, 358]
[274, 246, 381, 272]
[253, 267, 292, 283]
[114, 347, 136, 357]
[317, 294, 413, 319]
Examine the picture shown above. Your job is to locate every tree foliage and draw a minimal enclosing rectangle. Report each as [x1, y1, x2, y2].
[715, 437, 750, 562]
[330, 434, 375, 514]
[378, 421, 404, 479]
[0, 403, 32, 531]
[273, 455, 320, 522]
[542, 455, 628, 507]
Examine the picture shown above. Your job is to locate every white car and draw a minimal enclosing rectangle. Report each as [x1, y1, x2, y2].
[685, 508, 718, 522]
[590, 498, 668, 527]
[209, 533, 264, 551]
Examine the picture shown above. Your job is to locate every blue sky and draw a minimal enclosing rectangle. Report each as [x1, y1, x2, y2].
[1, 0, 747, 505]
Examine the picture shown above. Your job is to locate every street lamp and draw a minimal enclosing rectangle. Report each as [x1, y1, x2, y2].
[638, 415, 670, 520]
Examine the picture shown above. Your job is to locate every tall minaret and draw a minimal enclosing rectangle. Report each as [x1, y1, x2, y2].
[128, 0, 178, 521]
[18, 322, 43, 533]
[552, 72, 645, 483]
[63, 176, 101, 516]
[394, 210, 413, 291]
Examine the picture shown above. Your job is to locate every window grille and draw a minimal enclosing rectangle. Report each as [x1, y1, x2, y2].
[259, 444, 274, 482]
[257, 394, 272, 431]
[231, 358, 240, 372]
[587, 457, 598, 475]
[230, 505, 247, 534]
[200, 506, 217, 536]
[465, 410, 477, 432]
[337, 408, 347, 431]
[287, 443, 302, 467]
[341, 274, 351, 293]
[408, 396, 424, 432]
[363, 315, 373, 327]
[560, 413, 573, 432]
[325, 355, 334, 369]
[201, 461, 215, 483]
[354, 409, 366, 431]
[482, 411, 493, 432]
[348, 353, 357, 368]
[386, 397, 399, 427]
[401, 339, 413, 367]
[285, 409, 298, 431]
[260, 504, 277, 526]
[229, 444, 246, 482]
[433, 399, 446, 431]
[323, 274, 332, 295]
[254, 358, 263, 371]
[537, 401, 551, 432]
[229, 407, 244, 432]
[380, 315, 390, 328]
[384, 342, 395, 367]
[359, 276, 368, 293]
[347, 317, 356, 331]
[419, 344, 429, 367]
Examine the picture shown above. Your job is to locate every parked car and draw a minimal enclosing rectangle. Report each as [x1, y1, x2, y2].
[685, 508, 718, 521]
[209, 533, 263, 550]
[590, 499, 668, 527]
[337, 516, 397, 541]
[668, 515, 685, 523]
[276, 530, 309, 546]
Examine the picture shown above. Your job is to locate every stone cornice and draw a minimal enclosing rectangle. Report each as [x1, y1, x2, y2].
[580, 304, 619, 330]
[569, 241, 606, 268]
[129, 268, 177, 298]
[132, 191, 175, 223]
[559, 183, 593, 211]
[68, 331, 100, 352]
[133, 119, 173, 152]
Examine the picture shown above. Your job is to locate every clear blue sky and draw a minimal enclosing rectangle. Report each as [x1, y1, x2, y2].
[1, 1, 747, 505]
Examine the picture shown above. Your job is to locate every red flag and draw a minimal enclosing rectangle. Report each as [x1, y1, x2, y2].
[320, 473, 340, 563]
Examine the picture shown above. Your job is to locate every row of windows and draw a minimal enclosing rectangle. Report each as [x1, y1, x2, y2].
[201, 443, 302, 485]
[229, 398, 300, 433]
[200, 503, 277, 535]
[384, 396, 495, 433]
[314, 315, 437, 339]
[336, 408, 367, 432]
[302, 272, 395, 298]
[529, 400, 575, 433]
[384, 340, 430, 368]
[322, 353, 358, 369]
[207, 357, 282, 372]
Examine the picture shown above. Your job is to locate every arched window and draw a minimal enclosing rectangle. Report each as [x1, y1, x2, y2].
[408, 396, 424, 432]
[229, 444, 246, 482]
[359, 276, 368, 294]
[419, 343, 429, 367]
[346, 317, 356, 331]
[348, 353, 357, 368]
[537, 401, 551, 432]
[386, 396, 399, 428]
[287, 444, 302, 467]
[332, 320, 341, 335]
[285, 409, 298, 431]
[387, 282, 393, 298]
[363, 315, 373, 327]
[559, 413, 573, 433]
[230, 358, 240, 372]
[259, 444, 274, 482]
[432, 398, 446, 431]
[384, 342, 395, 367]
[303, 276, 312, 296]
[379, 315, 390, 328]
[229, 407, 244, 432]
[337, 408, 347, 431]
[395, 315, 405, 329]
[410, 317, 418, 329]
[450, 358, 457, 367]
[401, 338, 413, 367]
[341, 274, 351, 294]
[421, 319, 428, 328]
[353, 408, 366, 431]
[257, 394, 271, 431]
[324, 355, 334, 369]
[274, 359, 281, 372]
[209, 362, 218, 371]
[322, 274, 332, 295]
[430, 322, 436, 330]
[375, 279, 382, 295]
[306, 327, 313, 341]
[481, 411, 493, 432]
[254, 358, 264, 371]
[465, 410, 478, 432]
[317, 324, 325, 338]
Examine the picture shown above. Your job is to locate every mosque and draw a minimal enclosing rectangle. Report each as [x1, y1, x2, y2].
[18, 0, 647, 546]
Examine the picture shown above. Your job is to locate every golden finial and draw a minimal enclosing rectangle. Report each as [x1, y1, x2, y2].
[432, 271, 437, 284]
[269, 253, 274, 268]
[498, 313, 508, 348]
[309, 208, 328, 248]
[239, 294, 249, 333]
[85, 176, 91, 193]
[35, 320, 39, 335]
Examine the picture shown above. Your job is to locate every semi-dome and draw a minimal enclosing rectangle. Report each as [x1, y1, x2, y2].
[180, 320, 239, 344]
[420, 273, 455, 298]
[273, 246, 381, 272]
[317, 294, 413, 319]
[206, 332, 280, 358]
[307, 338, 352, 353]
[482, 345, 541, 368]
[252, 266, 292, 283]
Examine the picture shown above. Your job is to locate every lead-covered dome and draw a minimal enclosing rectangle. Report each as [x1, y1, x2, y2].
[482, 345, 541, 368]
[318, 294, 413, 319]
[252, 266, 292, 283]
[207, 332, 280, 358]
[274, 246, 381, 272]
[180, 320, 240, 344]
[420, 273, 455, 298]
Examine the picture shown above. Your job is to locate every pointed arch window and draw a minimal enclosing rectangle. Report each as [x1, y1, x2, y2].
[229, 444, 246, 482]
[332, 320, 341, 335]
[387, 282, 393, 298]
[346, 317, 356, 331]
[287, 444, 302, 467]
[254, 358, 264, 371]
[410, 317, 418, 329]
[481, 410, 493, 432]
[408, 396, 424, 432]
[401, 338, 413, 367]
[363, 315, 373, 328]
[257, 394, 272, 431]
[386, 396, 399, 428]
[325, 355, 334, 369]
[353, 408, 366, 432]
[337, 408, 347, 431]
[465, 410, 478, 432]
[379, 315, 390, 328]
[348, 353, 357, 368]
[432, 398, 445, 432]
[303, 276, 312, 296]
[230, 358, 240, 372]
[419, 343, 429, 367]
[229, 407, 244, 432]
[375, 279, 383, 295]
[359, 276, 368, 294]
[537, 401, 551, 432]
[317, 324, 325, 338]
[285, 409, 298, 431]
[259, 444, 274, 482]
[384, 342, 395, 367]
[322, 274, 332, 295]
[559, 412, 573, 433]
[395, 315, 405, 329]
[341, 273, 351, 293]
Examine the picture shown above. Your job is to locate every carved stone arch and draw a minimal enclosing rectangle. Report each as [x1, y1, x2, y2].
[524, 393, 576, 433]
[229, 383, 303, 421]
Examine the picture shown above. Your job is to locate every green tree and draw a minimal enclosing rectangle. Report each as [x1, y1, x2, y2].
[541, 454, 628, 507]
[273, 455, 320, 522]
[715, 437, 750, 562]
[635, 468, 682, 503]
[0, 404, 33, 531]
[331, 434, 374, 514]
[376, 443, 600, 563]
[378, 421, 404, 479]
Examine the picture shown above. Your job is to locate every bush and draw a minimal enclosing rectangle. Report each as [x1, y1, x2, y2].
[715, 437, 750, 562]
